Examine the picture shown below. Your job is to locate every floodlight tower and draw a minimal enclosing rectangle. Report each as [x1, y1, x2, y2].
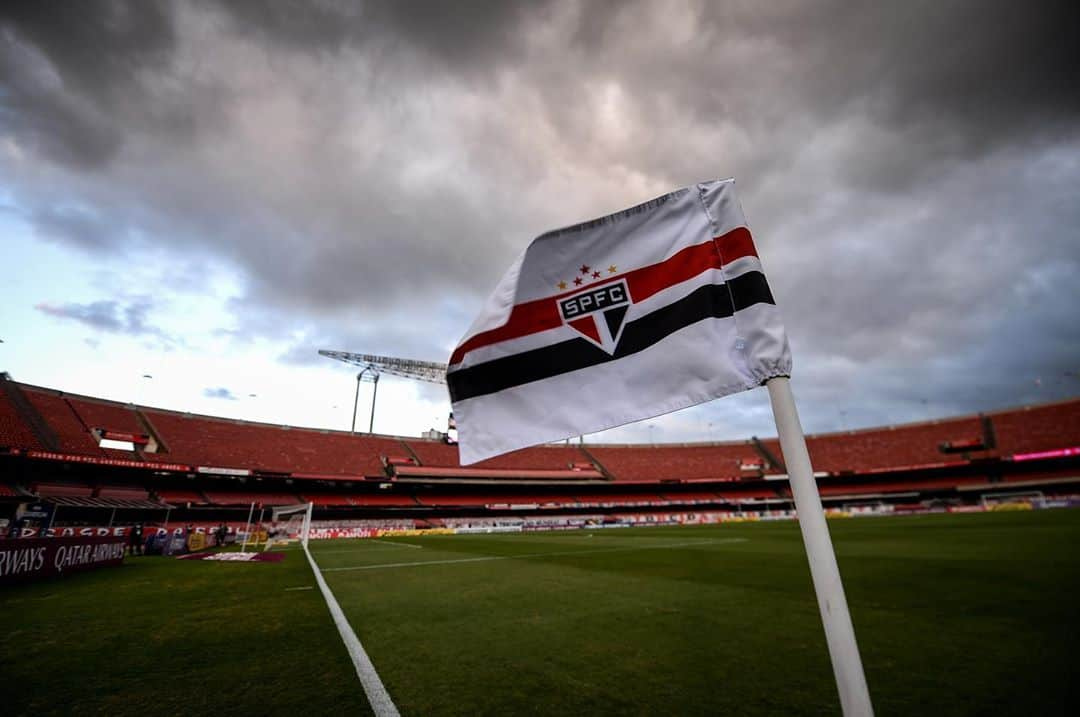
[318, 350, 448, 434]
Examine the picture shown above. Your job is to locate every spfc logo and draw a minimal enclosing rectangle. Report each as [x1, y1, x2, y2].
[557, 278, 630, 354]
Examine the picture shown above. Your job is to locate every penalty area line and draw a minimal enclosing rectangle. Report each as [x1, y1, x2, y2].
[304, 544, 400, 717]
[323, 537, 749, 573]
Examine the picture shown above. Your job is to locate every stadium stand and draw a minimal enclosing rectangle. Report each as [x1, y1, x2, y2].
[585, 442, 756, 481]
[991, 400, 1080, 455]
[96, 485, 153, 501]
[344, 494, 420, 507]
[156, 488, 208, 505]
[33, 482, 95, 498]
[21, 388, 105, 455]
[202, 490, 304, 506]
[405, 440, 593, 471]
[66, 397, 147, 439]
[0, 386, 41, 450]
[414, 494, 552, 507]
[660, 491, 727, 502]
[714, 486, 781, 500]
[392, 465, 605, 480]
[139, 409, 400, 476]
[570, 492, 667, 505]
[816, 477, 986, 497]
[398, 440, 605, 480]
[0, 376, 1078, 532]
[301, 494, 355, 506]
[802, 416, 990, 474]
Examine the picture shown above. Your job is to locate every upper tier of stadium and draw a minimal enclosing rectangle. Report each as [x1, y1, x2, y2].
[1, 373, 1077, 484]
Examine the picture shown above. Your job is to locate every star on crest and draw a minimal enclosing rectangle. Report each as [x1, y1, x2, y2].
[557, 259, 622, 295]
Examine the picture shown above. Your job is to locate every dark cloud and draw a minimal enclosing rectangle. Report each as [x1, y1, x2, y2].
[2, 0, 1078, 438]
[216, 0, 540, 69]
[0, 0, 176, 168]
[203, 386, 237, 401]
[34, 296, 177, 347]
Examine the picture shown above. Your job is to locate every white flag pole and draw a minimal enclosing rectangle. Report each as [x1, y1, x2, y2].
[766, 377, 874, 717]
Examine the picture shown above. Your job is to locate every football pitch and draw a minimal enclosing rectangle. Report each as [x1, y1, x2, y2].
[3, 510, 1079, 716]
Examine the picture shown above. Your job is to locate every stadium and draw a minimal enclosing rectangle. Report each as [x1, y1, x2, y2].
[3, 2, 1079, 715]
[2, 373, 1079, 714]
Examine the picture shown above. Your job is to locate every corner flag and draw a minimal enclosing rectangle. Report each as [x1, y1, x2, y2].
[447, 179, 791, 465]
[447, 178, 874, 715]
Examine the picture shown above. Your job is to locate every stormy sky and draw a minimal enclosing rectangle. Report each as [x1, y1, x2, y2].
[1, 0, 1077, 443]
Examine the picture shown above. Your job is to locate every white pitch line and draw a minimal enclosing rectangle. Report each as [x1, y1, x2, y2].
[322, 538, 748, 573]
[304, 545, 400, 717]
[311, 544, 423, 552]
[367, 539, 423, 549]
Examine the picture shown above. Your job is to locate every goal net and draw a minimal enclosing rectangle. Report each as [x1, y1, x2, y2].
[840, 500, 893, 516]
[266, 502, 313, 550]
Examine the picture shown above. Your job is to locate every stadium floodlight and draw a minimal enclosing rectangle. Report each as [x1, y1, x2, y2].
[318, 350, 448, 384]
[319, 350, 449, 434]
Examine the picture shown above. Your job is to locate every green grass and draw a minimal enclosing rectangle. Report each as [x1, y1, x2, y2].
[3, 510, 1080, 715]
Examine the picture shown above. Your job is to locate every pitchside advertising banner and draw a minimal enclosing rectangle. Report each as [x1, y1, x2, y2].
[16, 525, 129, 539]
[0, 535, 126, 586]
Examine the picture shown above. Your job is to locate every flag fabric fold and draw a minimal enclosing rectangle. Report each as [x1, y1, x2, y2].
[447, 179, 791, 465]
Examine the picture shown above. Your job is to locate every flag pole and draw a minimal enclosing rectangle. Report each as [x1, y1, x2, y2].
[766, 376, 873, 717]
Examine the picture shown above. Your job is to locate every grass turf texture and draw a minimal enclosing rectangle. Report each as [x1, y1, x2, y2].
[2, 510, 1078, 716]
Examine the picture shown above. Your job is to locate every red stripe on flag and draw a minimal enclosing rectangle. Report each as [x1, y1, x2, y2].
[449, 227, 757, 366]
[624, 227, 757, 303]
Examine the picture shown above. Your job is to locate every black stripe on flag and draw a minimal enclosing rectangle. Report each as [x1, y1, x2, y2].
[448, 270, 775, 402]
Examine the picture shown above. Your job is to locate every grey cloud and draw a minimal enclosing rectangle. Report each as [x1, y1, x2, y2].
[203, 386, 238, 401]
[34, 296, 178, 347]
[3, 0, 1078, 439]
[29, 203, 115, 248]
[215, 0, 542, 71]
[0, 1, 177, 169]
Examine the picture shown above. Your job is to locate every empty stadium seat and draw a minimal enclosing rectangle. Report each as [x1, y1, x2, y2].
[0, 388, 40, 450]
[586, 443, 754, 481]
[66, 397, 147, 440]
[141, 409, 398, 476]
[202, 491, 303, 506]
[22, 389, 104, 454]
[405, 440, 595, 473]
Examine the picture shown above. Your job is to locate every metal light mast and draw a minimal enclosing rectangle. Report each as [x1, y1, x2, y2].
[319, 350, 448, 434]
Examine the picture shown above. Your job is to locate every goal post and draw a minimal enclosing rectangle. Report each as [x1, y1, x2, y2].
[267, 502, 313, 549]
[980, 491, 1045, 511]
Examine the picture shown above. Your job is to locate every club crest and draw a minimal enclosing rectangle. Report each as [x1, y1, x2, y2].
[557, 278, 631, 354]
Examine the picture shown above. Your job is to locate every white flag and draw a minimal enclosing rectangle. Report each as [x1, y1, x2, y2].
[447, 179, 791, 465]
